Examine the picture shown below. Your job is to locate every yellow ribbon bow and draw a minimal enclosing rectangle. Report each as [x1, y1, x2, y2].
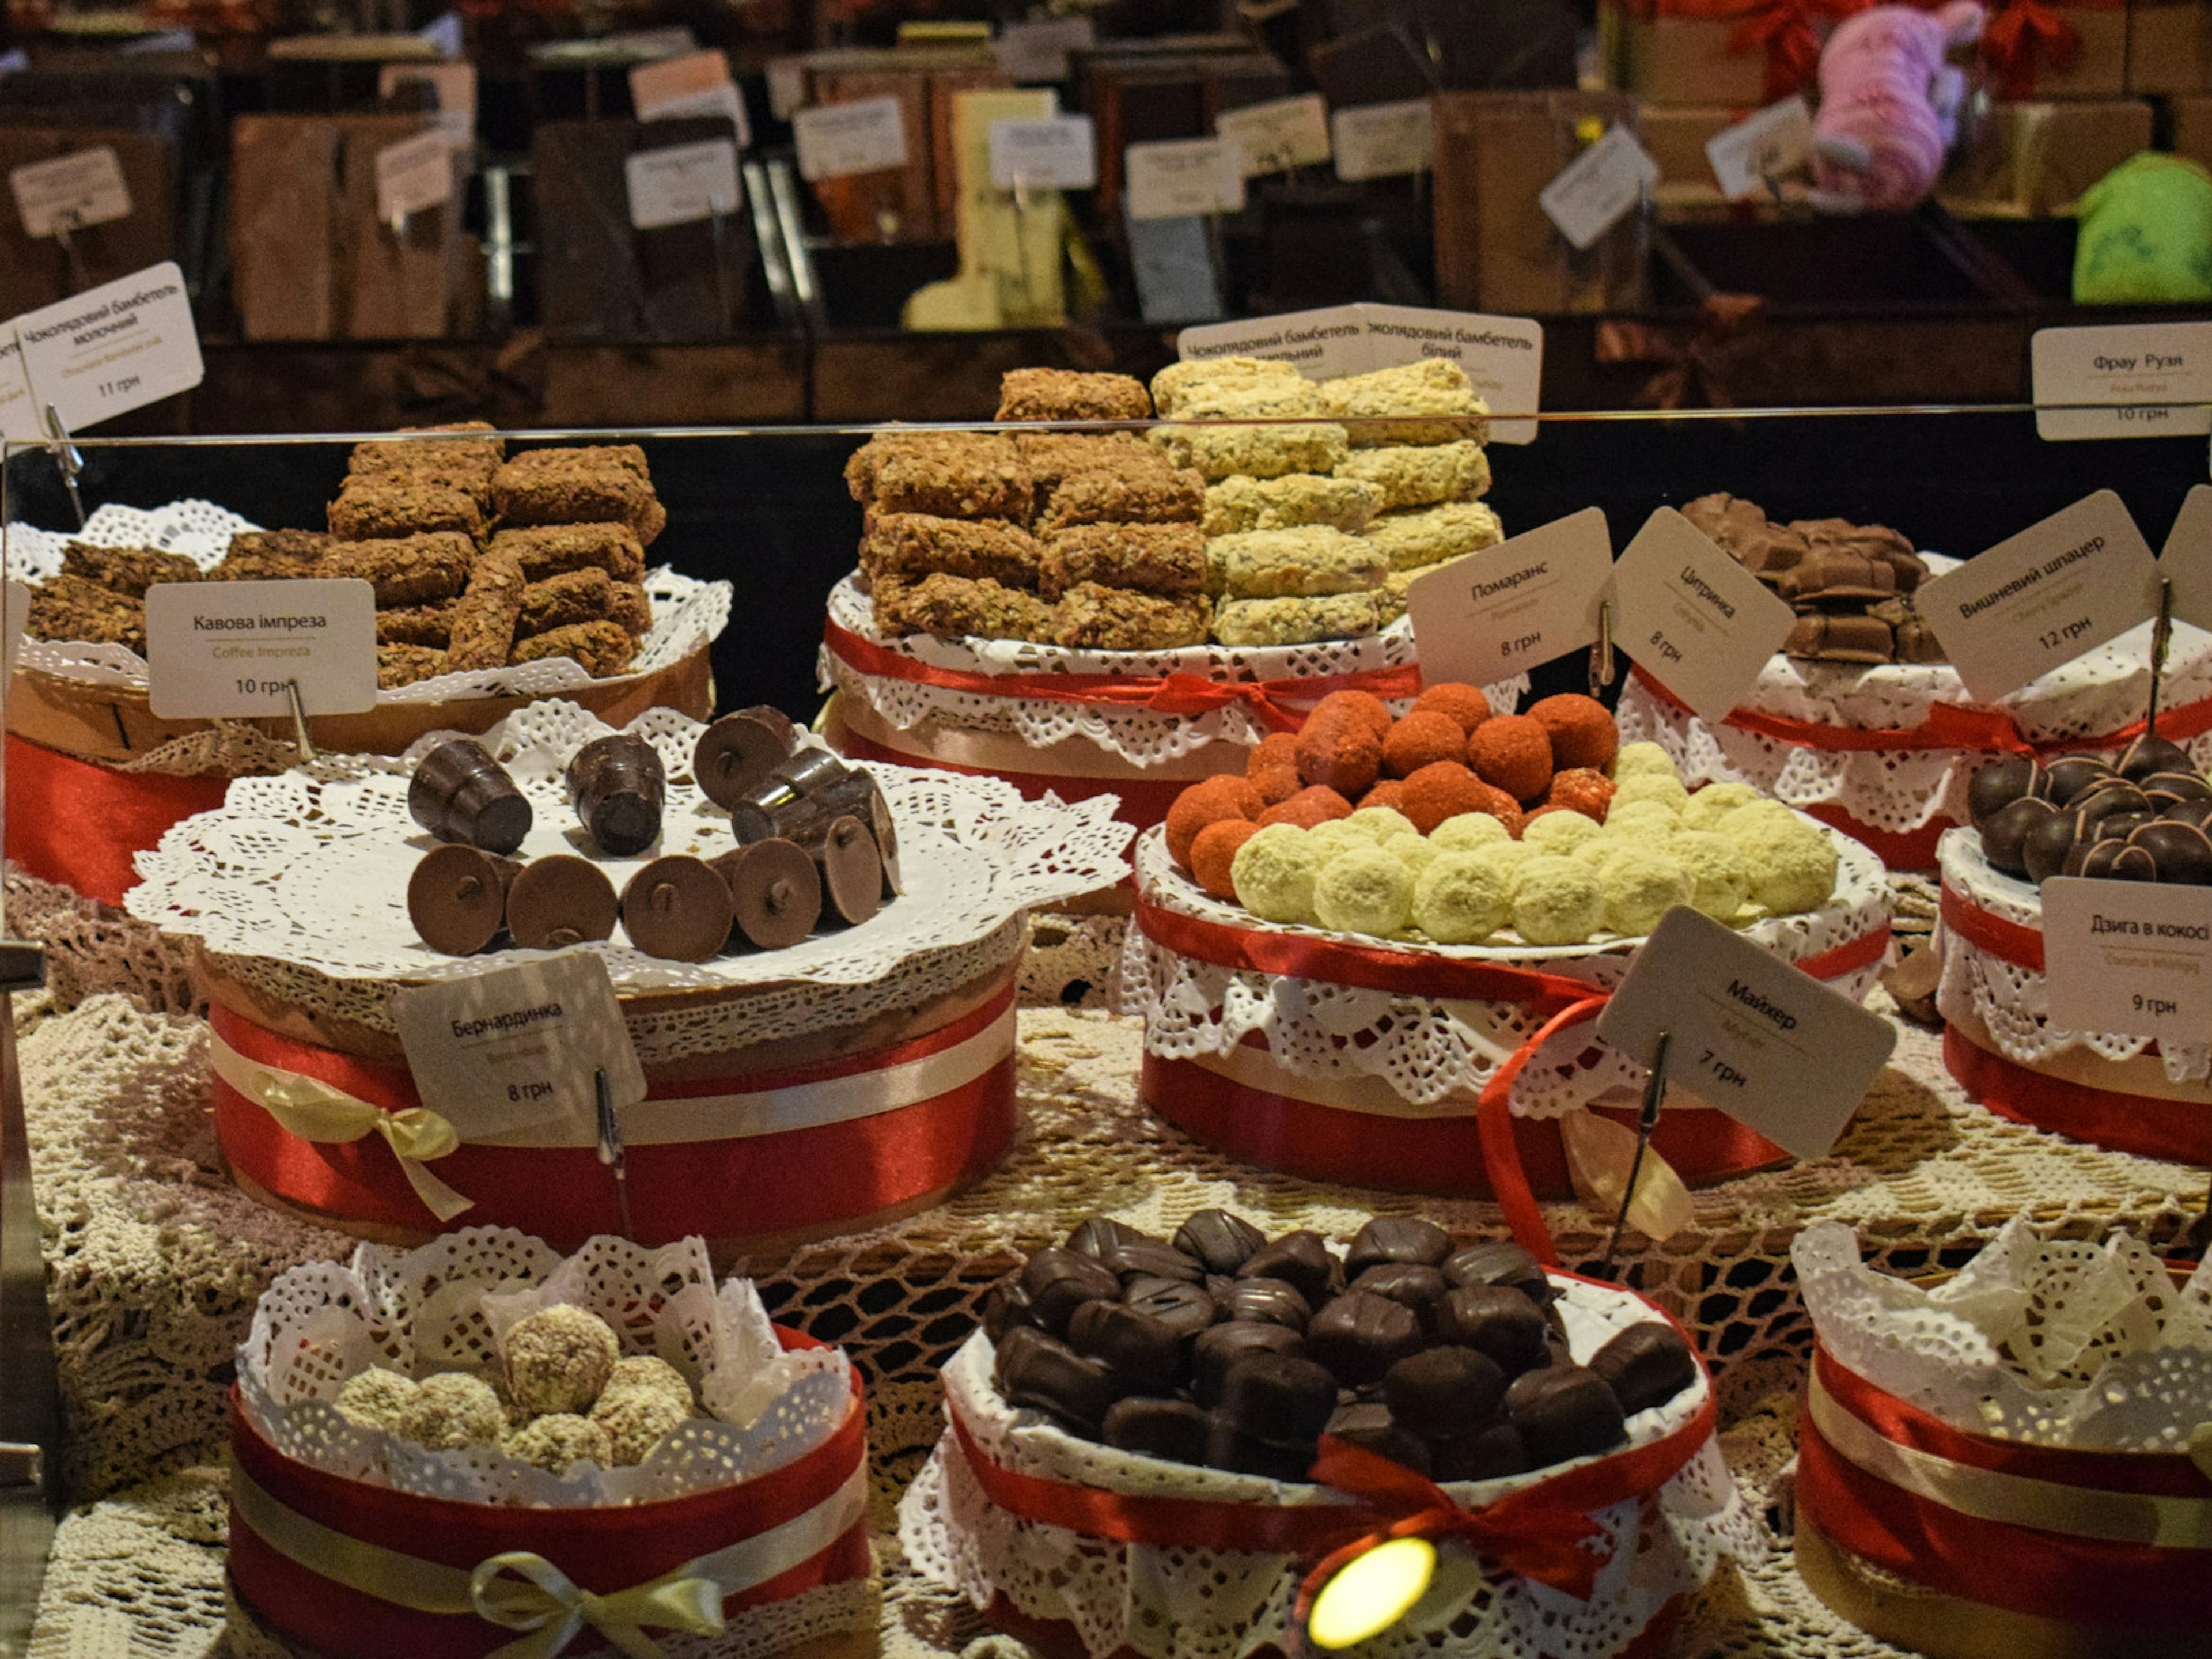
[471, 1551, 726, 1659]
[232, 1055, 474, 1222]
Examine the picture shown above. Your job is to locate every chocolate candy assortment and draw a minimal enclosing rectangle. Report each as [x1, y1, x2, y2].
[1967, 734, 2212, 887]
[404, 715, 903, 961]
[985, 1211, 1699, 1483]
[1682, 493, 1942, 666]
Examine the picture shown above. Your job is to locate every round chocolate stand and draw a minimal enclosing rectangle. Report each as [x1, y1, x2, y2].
[566, 733, 666, 857]
[505, 855, 619, 949]
[620, 854, 735, 961]
[694, 709, 798, 810]
[815, 818, 885, 927]
[717, 839, 823, 949]
[406, 738, 532, 855]
[406, 846, 516, 956]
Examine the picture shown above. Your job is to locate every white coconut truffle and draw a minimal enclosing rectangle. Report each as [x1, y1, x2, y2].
[1599, 846, 1695, 937]
[503, 1412, 612, 1475]
[1734, 817, 1840, 914]
[1389, 835, 1443, 878]
[1477, 839, 1541, 893]
[1412, 852, 1512, 944]
[1313, 846, 1415, 937]
[1430, 812, 1514, 852]
[1679, 782, 1763, 834]
[1610, 772, 1690, 815]
[502, 1305, 621, 1418]
[1510, 856, 1606, 946]
[1612, 742, 1680, 782]
[1669, 830, 1752, 921]
[1232, 823, 1326, 924]
[334, 1368, 419, 1434]
[1603, 801, 1684, 844]
[1344, 805, 1419, 844]
[399, 1372, 506, 1450]
[1521, 810, 1603, 858]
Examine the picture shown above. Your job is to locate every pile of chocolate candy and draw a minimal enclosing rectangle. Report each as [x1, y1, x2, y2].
[985, 1211, 1699, 1483]
[1683, 493, 1941, 666]
[405, 713, 901, 961]
[1968, 734, 2212, 887]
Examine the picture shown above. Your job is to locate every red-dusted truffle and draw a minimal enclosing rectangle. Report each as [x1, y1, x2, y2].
[1467, 714, 1554, 804]
[1382, 710, 1469, 779]
[1361, 779, 1410, 813]
[1259, 785, 1354, 829]
[1166, 775, 1262, 868]
[1249, 732, 1301, 775]
[1309, 690, 1393, 740]
[1546, 768, 1616, 823]
[1294, 714, 1382, 798]
[1191, 819, 1262, 901]
[1249, 762, 1303, 806]
[1399, 763, 1493, 835]
[1413, 682, 1493, 736]
[1469, 779, 1527, 839]
[1525, 694, 1619, 774]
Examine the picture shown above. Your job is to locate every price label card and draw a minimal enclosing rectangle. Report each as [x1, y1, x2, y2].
[1359, 304, 1543, 445]
[766, 56, 808, 120]
[630, 50, 749, 147]
[1331, 98, 1431, 181]
[12, 262, 203, 433]
[1607, 506, 1794, 722]
[374, 130, 454, 223]
[417, 10, 462, 56]
[990, 115, 1096, 189]
[2042, 877, 2212, 1045]
[144, 578, 377, 719]
[393, 951, 647, 1142]
[1539, 124, 1657, 252]
[2160, 485, 2212, 632]
[1178, 304, 1371, 380]
[1705, 96, 1812, 200]
[0, 332, 35, 445]
[1126, 136, 1244, 220]
[623, 137, 741, 230]
[1597, 907, 1896, 1161]
[995, 16, 1094, 81]
[1216, 93, 1331, 177]
[2031, 321, 2212, 441]
[1917, 490, 2158, 703]
[1407, 508, 1613, 683]
[793, 96, 909, 181]
[10, 146, 131, 238]
[378, 62, 476, 149]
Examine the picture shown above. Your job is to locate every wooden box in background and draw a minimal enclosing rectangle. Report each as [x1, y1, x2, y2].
[801, 46, 1009, 243]
[2128, 0, 2212, 92]
[1938, 97, 2152, 217]
[0, 128, 178, 317]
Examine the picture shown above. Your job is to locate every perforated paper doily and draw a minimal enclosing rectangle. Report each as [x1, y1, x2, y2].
[1121, 818, 1892, 1116]
[820, 576, 1528, 767]
[900, 1275, 1756, 1659]
[3, 499, 733, 702]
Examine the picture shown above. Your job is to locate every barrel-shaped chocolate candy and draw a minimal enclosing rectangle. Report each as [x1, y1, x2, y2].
[408, 738, 532, 855]
[408, 844, 519, 955]
[565, 733, 665, 857]
[692, 706, 798, 810]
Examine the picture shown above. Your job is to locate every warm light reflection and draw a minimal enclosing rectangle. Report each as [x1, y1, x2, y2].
[1306, 1537, 1436, 1650]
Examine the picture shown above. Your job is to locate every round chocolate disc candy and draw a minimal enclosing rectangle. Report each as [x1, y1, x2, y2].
[409, 737, 533, 854]
[692, 709, 797, 810]
[715, 839, 823, 950]
[566, 734, 666, 857]
[2021, 808, 2081, 885]
[2132, 820, 2212, 885]
[816, 817, 885, 927]
[1980, 795, 2058, 878]
[867, 787, 903, 897]
[620, 855, 734, 961]
[1968, 757, 2042, 831]
[505, 855, 619, 950]
[2119, 733, 2193, 782]
[2041, 754, 2114, 808]
[408, 844, 517, 955]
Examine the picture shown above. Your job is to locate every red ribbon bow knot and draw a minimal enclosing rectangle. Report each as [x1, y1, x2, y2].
[1986, 0, 2082, 95]
[1724, 0, 1872, 98]
[1137, 672, 1308, 732]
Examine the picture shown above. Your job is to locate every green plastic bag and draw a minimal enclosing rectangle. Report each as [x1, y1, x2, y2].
[2073, 151, 2212, 305]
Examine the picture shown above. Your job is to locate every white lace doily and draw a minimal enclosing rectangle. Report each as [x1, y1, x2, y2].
[1933, 827, 2212, 1083]
[820, 576, 1527, 767]
[900, 1274, 1758, 1659]
[1120, 818, 1892, 1117]
[1617, 612, 2212, 839]
[238, 1228, 853, 1505]
[3, 499, 733, 702]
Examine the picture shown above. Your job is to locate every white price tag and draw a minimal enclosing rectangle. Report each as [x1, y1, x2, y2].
[994, 16, 1094, 81]
[2160, 485, 2212, 632]
[793, 96, 909, 181]
[1359, 304, 1543, 446]
[1331, 99, 1432, 182]
[989, 115, 1096, 190]
[1705, 96, 1812, 200]
[1125, 137, 1244, 220]
[1918, 490, 2158, 703]
[392, 952, 646, 1142]
[143, 578, 376, 720]
[378, 62, 476, 149]
[10, 146, 131, 239]
[1216, 93, 1331, 178]
[766, 55, 808, 121]
[0, 333, 35, 445]
[3, 579, 27, 679]
[630, 50, 749, 147]
[1177, 304, 1371, 380]
[374, 130, 454, 224]
[1607, 506, 1795, 722]
[2032, 321, 2212, 441]
[1597, 907, 1896, 1162]
[1539, 124, 1657, 252]
[2042, 877, 2212, 1045]
[623, 138, 741, 230]
[12, 261, 203, 433]
[1406, 508, 1613, 683]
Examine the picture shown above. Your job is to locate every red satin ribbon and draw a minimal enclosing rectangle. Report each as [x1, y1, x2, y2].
[1943, 1024, 2212, 1165]
[230, 1334, 873, 1659]
[209, 991, 1017, 1250]
[5, 732, 232, 907]
[823, 618, 1423, 736]
[1938, 881, 2046, 972]
[1984, 0, 2114, 94]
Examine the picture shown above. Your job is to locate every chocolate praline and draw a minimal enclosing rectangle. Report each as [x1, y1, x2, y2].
[1968, 756, 2044, 831]
[2021, 810, 2080, 885]
[2042, 754, 2115, 807]
[2133, 820, 2212, 885]
[2119, 733, 2193, 782]
[1981, 795, 2058, 878]
[2080, 840, 2158, 881]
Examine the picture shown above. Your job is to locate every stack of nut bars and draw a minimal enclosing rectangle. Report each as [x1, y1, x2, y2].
[24, 423, 665, 689]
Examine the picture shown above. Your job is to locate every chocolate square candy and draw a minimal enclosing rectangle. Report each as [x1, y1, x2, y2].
[1173, 1209, 1267, 1275]
[1441, 1243, 1552, 1304]
[1345, 1217, 1450, 1277]
[1237, 1231, 1339, 1307]
[1066, 1217, 1150, 1259]
[1503, 1365, 1627, 1466]
[1104, 1397, 1211, 1465]
[1103, 1240, 1203, 1285]
[1306, 1292, 1423, 1388]
[1019, 1247, 1121, 1336]
[994, 1326, 1120, 1434]
[1069, 1299, 1184, 1394]
[1216, 1352, 1338, 1442]
[1351, 1263, 1449, 1319]
[1588, 1322, 1699, 1416]
[1433, 1285, 1549, 1376]
[1221, 1277, 1311, 1332]
[1380, 1346, 1506, 1441]
[1193, 1321, 1308, 1407]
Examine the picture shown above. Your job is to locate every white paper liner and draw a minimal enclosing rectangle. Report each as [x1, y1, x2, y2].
[819, 575, 1529, 767]
[1796, 1217, 2212, 1450]
[1119, 816, 1892, 1116]
[236, 1227, 854, 1505]
[3, 499, 733, 703]
[899, 1273, 1758, 1659]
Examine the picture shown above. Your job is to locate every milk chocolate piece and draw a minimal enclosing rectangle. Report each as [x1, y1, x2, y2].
[994, 1327, 1118, 1434]
[1192, 1322, 1307, 1407]
[1306, 1292, 1422, 1388]
[1174, 1209, 1267, 1275]
[1431, 1423, 1531, 1481]
[1019, 1247, 1122, 1337]
[1434, 1286, 1549, 1376]
[810, 816, 885, 927]
[1237, 1232, 1338, 1306]
[1588, 1323, 1699, 1416]
[1204, 1425, 1317, 1481]
[868, 786, 903, 897]
[566, 734, 665, 857]
[1069, 1299, 1183, 1393]
[1345, 1217, 1451, 1277]
[694, 708, 799, 810]
[1104, 1397, 1211, 1464]
[1123, 1278, 1218, 1338]
[1103, 1241, 1203, 1285]
[505, 856, 619, 949]
[714, 840, 822, 949]
[1221, 1278, 1310, 1331]
[408, 738, 533, 854]
[1216, 1352, 1338, 1442]
[1381, 1346, 1507, 1440]
[620, 856, 733, 961]
[732, 750, 857, 842]
[1066, 1217, 1149, 1258]
[1352, 1263, 1450, 1317]
[1503, 1365, 1627, 1464]
[1324, 1403, 1430, 1475]
[408, 846, 518, 955]
[1441, 1243, 1552, 1304]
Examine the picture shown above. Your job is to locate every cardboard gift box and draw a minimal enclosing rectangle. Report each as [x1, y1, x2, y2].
[1937, 96, 2151, 215]
[1634, 101, 1817, 216]
[1601, 0, 1801, 107]
[1980, 0, 2129, 95]
[2175, 92, 2212, 167]
[1074, 42, 1293, 221]
[0, 127, 179, 317]
[796, 46, 1009, 244]
[2128, 0, 2212, 92]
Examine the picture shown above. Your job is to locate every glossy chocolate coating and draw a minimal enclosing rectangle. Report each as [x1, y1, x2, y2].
[1968, 756, 2042, 831]
[2120, 733, 2193, 782]
[1324, 1402, 1431, 1475]
[565, 733, 665, 857]
[982, 1276, 1031, 1343]
[1434, 1285, 1550, 1376]
[1103, 1240, 1203, 1285]
[810, 816, 885, 927]
[1345, 1217, 1452, 1277]
[2021, 809, 2081, 885]
[868, 785, 903, 896]
[1981, 794, 2058, 878]
[1203, 1423, 1316, 1481]
[1441, 1242, 1553, 1304]
[1068, 1299, 1183, 1393]
[714, 839, 822, 949]
[1104, 1397, 1211, 1464]
[409, 738, 533, 854]
[1306, 1291, 1423, 1388]
[1192, 1321, 1308, 1407]
[1066, 1217, 1148, 1259]
[994, 1327, 1118, 1433]
[1504, 1365, 1627, 1464]
[1019, 1247, 1120, 1336]
[1351, 1263, 1450, 1317]
[736, 748, 854, 832]
[1221, 1278, 1310, 1332]
[505, 855, 618, 949]
[1238, 1232, 1339, 1307]
[2144, 771, 2212, 808]
[2081, 840, 2158, 881]
[408, 845, 518, 955]
[1430, 1422, 1532, 1481]
[1381, 1346, 1507, 1440]
[1123, 1277, 1218, 1338]
[693, 708, 797, 810]
[2131, 820, 2212, 885]
[2041, 754, 2113, 806]
[1174, 1209, 1267, 1275]
[2166, 798, 2212, 832]
[2074, 781, 2153, 826]
[1216, 1352, 1338, 1441]
[619, 855, 733, 961]
[1588, 1323, 1699, 1416]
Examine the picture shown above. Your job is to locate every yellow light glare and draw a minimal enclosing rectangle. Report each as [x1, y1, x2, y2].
[1306, 1537, 1436, 1651]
